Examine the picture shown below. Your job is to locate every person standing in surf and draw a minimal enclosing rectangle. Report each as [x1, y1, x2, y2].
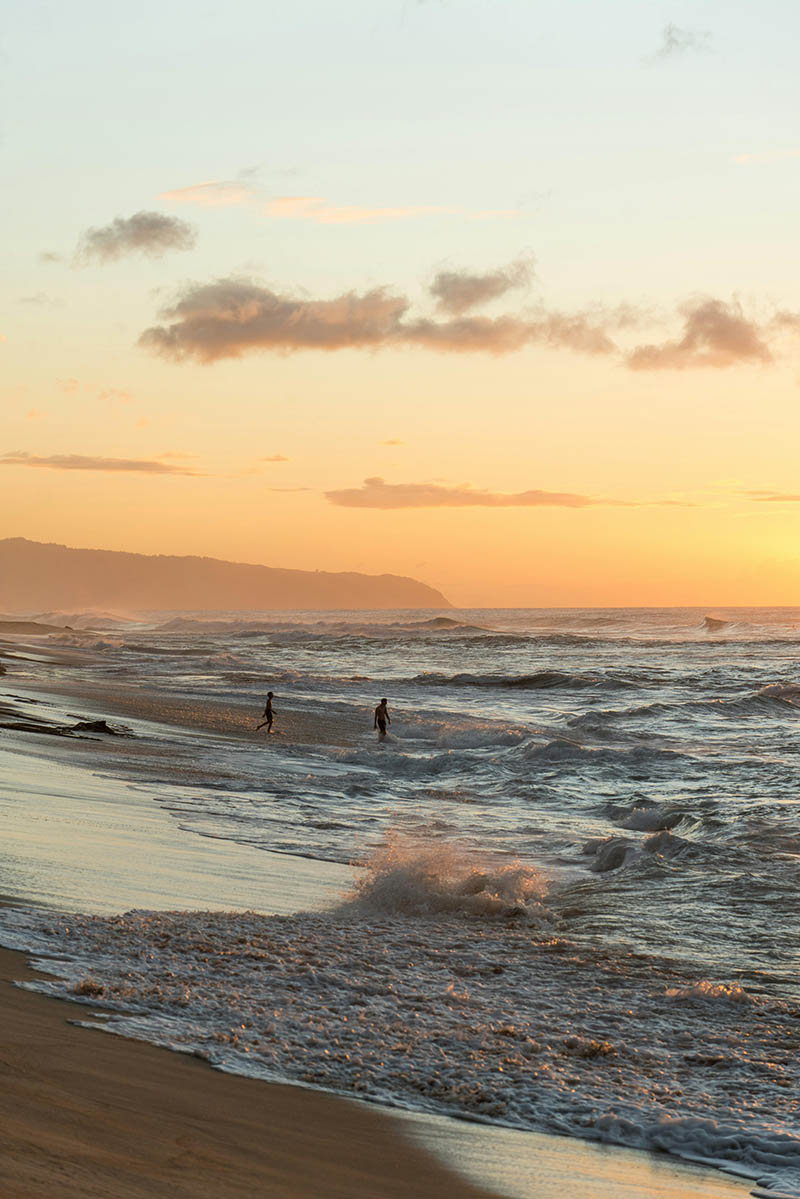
[256, 691, 274, 735]
[374, 697, 390, 739]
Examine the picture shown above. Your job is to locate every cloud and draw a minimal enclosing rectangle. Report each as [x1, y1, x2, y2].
[39, 250, 62, 263]
[75, 211, 196, 265]
[626, 299, 771, 370]
[402, 310, 616, 355]
[325, 477, 596, 509]
[264, 196, 468, 224]
[771, 310, 800, 334]
[162, 182, 516, 224]
[139, 276, 617, 363]
[260, 454, 289, 462]
[652, 24, 711, 59]
[430, 257, 534, 315]
[745, 490, 800, 503]
[382, 439, 405, 446]
[161, 181, 258, 208]
[0, 452, 199, 475]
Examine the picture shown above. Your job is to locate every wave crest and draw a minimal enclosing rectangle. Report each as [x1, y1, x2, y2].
[345, 834, 552, 922]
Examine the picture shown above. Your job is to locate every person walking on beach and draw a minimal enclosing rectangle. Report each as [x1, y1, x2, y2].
[374, 697, 390, 739]
[256, 691, 274, 735]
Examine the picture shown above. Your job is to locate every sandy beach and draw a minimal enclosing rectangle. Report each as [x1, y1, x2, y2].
[0, 630, 761, 1197]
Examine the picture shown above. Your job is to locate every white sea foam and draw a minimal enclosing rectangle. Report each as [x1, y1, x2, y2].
[665, 980, 764, 1005]
[345, 833, 551, 921]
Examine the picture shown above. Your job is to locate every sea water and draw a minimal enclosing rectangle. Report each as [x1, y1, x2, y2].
[1, 607, 799, 1193]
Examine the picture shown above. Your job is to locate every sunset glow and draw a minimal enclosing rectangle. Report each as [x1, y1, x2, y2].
[3, 1, 800, 605]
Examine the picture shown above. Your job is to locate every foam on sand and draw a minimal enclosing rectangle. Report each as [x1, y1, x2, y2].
[1, 831, 798, 1195]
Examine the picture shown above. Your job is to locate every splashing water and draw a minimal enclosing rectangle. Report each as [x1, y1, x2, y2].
[345, 833, 552, 922]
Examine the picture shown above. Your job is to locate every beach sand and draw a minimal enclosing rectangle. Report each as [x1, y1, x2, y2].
[0, 636, 756, 1198]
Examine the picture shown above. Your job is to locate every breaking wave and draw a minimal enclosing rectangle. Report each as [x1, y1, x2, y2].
[345, 833, 552, 922]
[410, 670, 640, 690]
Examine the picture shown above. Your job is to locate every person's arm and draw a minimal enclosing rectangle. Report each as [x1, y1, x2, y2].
[387, 711, 391, 724]
[373, 709, 378, 728]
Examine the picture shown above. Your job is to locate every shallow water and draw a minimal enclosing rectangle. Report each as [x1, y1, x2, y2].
[1, 606, 799, 1194]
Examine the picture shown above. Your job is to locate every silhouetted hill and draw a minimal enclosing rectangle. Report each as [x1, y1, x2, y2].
[0, 539, 451, 611]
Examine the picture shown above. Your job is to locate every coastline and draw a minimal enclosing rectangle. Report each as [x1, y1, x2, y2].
[0, 945, 497, 1199]
[0, 945, 754, 1199]
[0, 634, 760, 1197]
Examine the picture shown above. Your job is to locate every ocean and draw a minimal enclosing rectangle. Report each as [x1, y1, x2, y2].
[1, 607, 799, 1194]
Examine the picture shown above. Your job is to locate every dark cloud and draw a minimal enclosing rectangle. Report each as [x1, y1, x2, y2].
[403, 310, 616, 355]
[39, 251, 62, 263]
[626, 299, 771, 370]
[0, 451, 199, 475]
[325, 477, 595, 509]
[653, 24, 712, 59]
[76, 211, 196, 265]
[140, 280, 409, 360]
[429, 257, 534, 315]
[139, 277, 617, 363]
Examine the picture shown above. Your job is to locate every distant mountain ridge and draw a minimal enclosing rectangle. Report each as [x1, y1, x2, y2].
[0, 538, 451, 611]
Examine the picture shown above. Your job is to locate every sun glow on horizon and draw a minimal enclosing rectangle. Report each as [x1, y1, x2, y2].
[3, 1, 800, 605]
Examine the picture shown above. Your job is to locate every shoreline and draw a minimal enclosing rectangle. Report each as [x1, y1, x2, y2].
[0, 943, 755, 1199]
[0, 945, 498, 1199]
[0, 635, 761, 1197]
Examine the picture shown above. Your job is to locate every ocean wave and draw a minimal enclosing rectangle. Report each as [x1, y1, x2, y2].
[606, 800, 686, 832]
[409, 670, 641, 691]
[757, 683, 800, 706]
[591, 1113, 800, 1194]
[703, 616, 732, 632]
[582, 836, 635, 873]
[155, 614, 494, 639]
[582, 829, 692, 873]
[50, 633, 125, 650]
[665, 980, 764, 1005]
[345, 833, 551, 922]
[519, 737, 684, 768]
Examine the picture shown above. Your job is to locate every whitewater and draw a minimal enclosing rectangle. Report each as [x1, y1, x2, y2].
[1, 606, 799, 1195]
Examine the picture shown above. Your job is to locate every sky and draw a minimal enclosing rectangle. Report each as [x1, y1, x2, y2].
[3, 0, 800, 606]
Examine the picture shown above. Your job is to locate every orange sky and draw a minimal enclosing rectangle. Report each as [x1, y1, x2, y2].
[3, 2, 800, 606]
